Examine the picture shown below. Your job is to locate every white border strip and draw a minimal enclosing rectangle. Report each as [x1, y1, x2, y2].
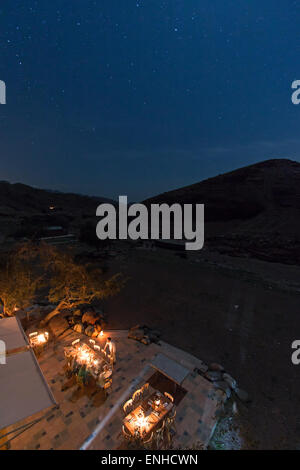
[80, 364, 151, 450]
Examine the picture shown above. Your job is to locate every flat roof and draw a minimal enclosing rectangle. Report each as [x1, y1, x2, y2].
[0, 316, 28, 352]
[0, 350, 56, 429]
[0, 317, 56, 430]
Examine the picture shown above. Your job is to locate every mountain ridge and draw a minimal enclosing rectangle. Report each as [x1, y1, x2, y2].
[144, 158, 300, 264]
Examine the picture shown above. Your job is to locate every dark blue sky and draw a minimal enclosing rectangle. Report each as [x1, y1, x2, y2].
[0, 0, 300, 200]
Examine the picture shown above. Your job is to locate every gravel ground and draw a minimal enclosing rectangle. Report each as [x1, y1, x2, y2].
[104, 247, 300, 449]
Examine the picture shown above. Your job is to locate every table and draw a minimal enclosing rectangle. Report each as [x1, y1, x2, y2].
[123, 391, 173, 439]
[64, 342, 105, 377]
[28, 331, 49, 356]
[29, 331, 49, 348]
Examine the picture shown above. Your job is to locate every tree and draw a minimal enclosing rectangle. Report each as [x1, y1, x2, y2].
[0, 243, 43, 317]
[0, 241, 124, 322]
[40, 244, 125, 324]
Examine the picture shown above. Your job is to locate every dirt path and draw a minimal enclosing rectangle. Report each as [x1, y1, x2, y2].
[104, 249, 300, 449]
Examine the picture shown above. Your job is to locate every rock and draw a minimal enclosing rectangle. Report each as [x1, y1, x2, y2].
[141, 337, 150, 345]
[73, 309, 82, 317]
[85, 325, 95, 337]
[205, 370, 223, 382]
[128, 326, 145, 341]
[82, 310, 98, 325]
[148, 332, 160, 343]
[73, 323, 84, 334]
[24, 305, 41, 320]
[223, 373, 237, 390]
[209, 362, 224, 372]
[15, 309, 27, 320]
[27, 303, 40, 312]
[60, 309, 71, 319]
[195, 362, 208, 374]
[235, 387, 250, 403]
[94, 323, 102, 333]
[49, 316, 69, 337]
[213, 381, 231, 399]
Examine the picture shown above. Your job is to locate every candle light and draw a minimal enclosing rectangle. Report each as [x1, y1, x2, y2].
[29, 331, 49, 347]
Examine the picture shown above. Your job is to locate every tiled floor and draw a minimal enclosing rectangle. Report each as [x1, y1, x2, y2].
[4, 330, 226, 450]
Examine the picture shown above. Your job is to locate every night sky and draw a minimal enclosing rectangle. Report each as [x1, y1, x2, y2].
[0, 1, 300, 201]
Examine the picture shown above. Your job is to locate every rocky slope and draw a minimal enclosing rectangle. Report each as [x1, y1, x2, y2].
[0, 180, 114, 238]
[145, 159, 300, 265]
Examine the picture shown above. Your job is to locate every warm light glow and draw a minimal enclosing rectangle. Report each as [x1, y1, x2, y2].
[77, 348, 90, 363]
[134, 411, 150, 433]
[37, 333, 47, 344]
[29, 331, 49, 347]
[75, 344, 97, 366]
[100, 331, 104, 337]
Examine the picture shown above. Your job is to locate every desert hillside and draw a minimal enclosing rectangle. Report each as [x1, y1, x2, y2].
[0, 181, 113, 215]
[0, 181, 113, 239]
[145, 159, 300, 265]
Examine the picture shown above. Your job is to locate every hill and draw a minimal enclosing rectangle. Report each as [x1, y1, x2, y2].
[145, 159, 300, 264]
[0, 181, 114, 239]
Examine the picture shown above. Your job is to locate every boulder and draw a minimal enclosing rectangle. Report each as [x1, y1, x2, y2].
[94, 323, 102, 333]
[28, 305, 40, 314]
[195, 362, 208, 375]
[73, 323, 84, 334]
[85, 325, 95, 337]
[60, 309, 72, 319]
[49, 316, 69, 337]
[82, 310, 98, 325]
[223, 373, 237, 390]
[98, 318, 107, 329]
[128, 326, 145, 341]
[147, 332, 160, 343]
[199, 361, 209, 373]
[235, 388, 250, 403]
[209, 362, 224, 372]
[141, 336, 151, 345]
[205, 370, 223, 382]
[152, 329, 161, 337]
[213, 381, 231, 399]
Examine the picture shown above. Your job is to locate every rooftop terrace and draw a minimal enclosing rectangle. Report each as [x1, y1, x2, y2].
[3, 329, 227, 450]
